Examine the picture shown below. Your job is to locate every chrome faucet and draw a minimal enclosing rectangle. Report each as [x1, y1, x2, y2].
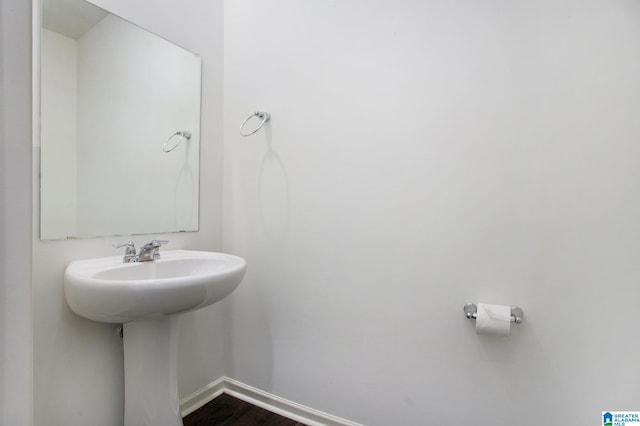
[137, 240, 168, 262]
[113, 240, 169, 263]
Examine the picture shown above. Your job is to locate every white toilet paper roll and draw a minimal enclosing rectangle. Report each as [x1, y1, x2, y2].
[475, 303, 511, 336]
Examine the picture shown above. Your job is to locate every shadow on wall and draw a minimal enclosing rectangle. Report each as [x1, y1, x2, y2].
[0, 226, 5, 422]
[224, 282, 275, 390]
[0, 23, 6, 415]
[258, 125, 291, 245]
[173, 141, 197, 231]
[223, 121, 294, 391]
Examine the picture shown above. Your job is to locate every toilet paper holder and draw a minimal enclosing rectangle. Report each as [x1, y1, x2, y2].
[464, 303, 524, 324]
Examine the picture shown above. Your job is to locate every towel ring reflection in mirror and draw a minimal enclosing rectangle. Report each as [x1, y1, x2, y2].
[163, 130, 192, 153]
[240, 111, 271, 137]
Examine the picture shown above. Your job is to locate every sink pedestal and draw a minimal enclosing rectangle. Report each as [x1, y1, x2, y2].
[64, 250, 247, 425]
[123, 316, 182, 426]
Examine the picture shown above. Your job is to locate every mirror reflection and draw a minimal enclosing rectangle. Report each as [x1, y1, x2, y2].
[40, 0, 201, 240]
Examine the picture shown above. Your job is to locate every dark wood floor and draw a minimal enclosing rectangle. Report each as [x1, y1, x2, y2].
[183, 393, 307, 426]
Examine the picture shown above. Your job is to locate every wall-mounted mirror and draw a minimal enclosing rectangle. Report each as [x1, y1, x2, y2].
[39, 0, 201, 240]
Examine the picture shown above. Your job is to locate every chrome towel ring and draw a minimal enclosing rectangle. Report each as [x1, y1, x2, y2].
[163, 130, 192, 153]
[240, 111, 271, 137]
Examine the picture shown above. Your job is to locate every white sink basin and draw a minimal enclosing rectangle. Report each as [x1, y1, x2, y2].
[64, 249, 247, 426]
[64, 250, 246, 323]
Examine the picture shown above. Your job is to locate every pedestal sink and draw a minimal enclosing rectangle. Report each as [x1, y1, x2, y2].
[64, 250, 247, 426]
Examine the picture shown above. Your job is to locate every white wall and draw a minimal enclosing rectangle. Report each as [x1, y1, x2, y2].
[41, 29, 78, 238]
[222, 1, 640, 425]
[32, 0, 225, 425]
[1, 0, 33, 424]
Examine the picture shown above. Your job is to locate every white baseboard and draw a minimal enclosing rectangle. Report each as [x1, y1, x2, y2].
[180, 376, 363, 426]
[180, 376, 227, 416]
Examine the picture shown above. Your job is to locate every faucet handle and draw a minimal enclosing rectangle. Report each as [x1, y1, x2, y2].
[148, 240, 169, 247]
[113, 241, 136, 255]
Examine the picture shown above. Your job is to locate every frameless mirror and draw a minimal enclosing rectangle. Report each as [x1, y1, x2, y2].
[39, 0, 201, 240]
